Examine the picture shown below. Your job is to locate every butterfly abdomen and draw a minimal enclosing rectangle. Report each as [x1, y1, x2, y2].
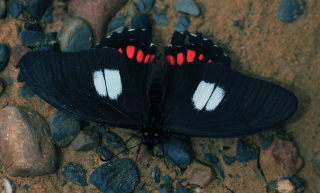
[147, 67, 166, 108]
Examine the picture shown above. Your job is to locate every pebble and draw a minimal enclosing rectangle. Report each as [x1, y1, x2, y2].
[0, 0, 5, 18]
[173, 0, 201, 16]
[137, 149, 154, 165]
[312, 151, 320, 176]
[24, 22, 43, 31]
[152, 167, 161, 183]
[58, 18, 93, 52]
[160, 189, 170, 193]
[51, 110, 81, 147]
[162, 175, 173, 184]
[268, 177, 305, 193]
[131, 13, 152, 31]
[260, 139, 303, 182]
[236, 139, 259, 162]
[62, 162, 88, 186]
[185, 161, 215, 187]
[18, 84, 36, 98]
[110, 15, 127, 29]
[3, 177, 12, 193]
[69, 0, 128, 42]
[0, 43, 10, 72]
[32, 43, 60, 52]
[10, 45, 31, 68]
[174, 22, 186, 32]
[222, 155, 236, 166]
[0, 106, 58, 177]
[96, 146, 114, 160]
[90, 158, 139, 193]
[179, 16, 191, 27]
[159, 136, 192, 169]
[176, 182, 194, 193]
[28, 0, 51, 20]
[277, 0, 306, 23]
[136, 0, 146, 12]
[42, 6, 54, 24]
[71, 130, 99, 151]
[21, 30, 57, 47]
[205, 153, 225, 180]
[9, 0, 23, 18]
[260, 135, 274, 150]
[102, 131, 126, 151]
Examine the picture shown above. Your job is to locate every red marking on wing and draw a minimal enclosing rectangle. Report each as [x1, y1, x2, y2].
[208, 59, 213, 63]
[126, 45, 135, 59]
[150, 54, 155, 63]
[166, 55, 176, 65]
[187, 50, 196, 63]
[177, 52, 184, 66]
[144, 54, 151, 63]
[136, 49, 144, 63]
[118, 47, 123, 53]
[199, 54, 204, 60]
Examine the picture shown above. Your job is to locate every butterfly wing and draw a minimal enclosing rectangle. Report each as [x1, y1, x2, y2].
[19, 28, 156, 129]
[162, 32, 298, 137]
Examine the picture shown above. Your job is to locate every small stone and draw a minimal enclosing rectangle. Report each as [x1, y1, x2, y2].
[156, 14, 169, 23]
[176, 182, 193, 193]
[162, 175, 173, 184]
[173, 0, 200, 16]
[24, 22, 43, 31]
[277, 0, 306, 23]
[236, 139, 259, 162]
[174, 22, 186, 32]
[137, 149, 154, 165]
[18, 84, 36, 98]
[51, 110, 81, 147]
[42, 5, 54, 24]
[160, 189, 170, 193]
[0, 0, 6, 18]
[90, 158, 139, 193]
[28, 0, 51, 20]
[178, 16, 191, 27]
[269, 177, 305, 193]
[62, 162, 88, 186]
[136, 0, 146, 11]
[0, 106, 58, 177]
[260, 139, 303, 182]
[58, 18, 93, 52]
[185, 162, 214, 187]
[102, 131, 126, 151]
[260, 135, 274, 150]
[71, 130, 99, 151]
[96, 146, 114, 160]
[21, 30, 57, 47]
[69, 0, 128, 42]
[0, 43, 10, 72]
[9, 0, 23, 18]
[110, 16, 126, 29]
[152, 167, 161, 183]
[32, 43, 60, 52]
[205, 153, 225, 180]
[131, 13, 152, 31]
[222, 155, 236, 166]
[159, 136, 192, 169]
[312, 151, 320, 176]
[10, 45, 31, 68]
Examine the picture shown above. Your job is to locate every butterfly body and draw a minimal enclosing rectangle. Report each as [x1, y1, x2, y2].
[19, 28, 298, 150]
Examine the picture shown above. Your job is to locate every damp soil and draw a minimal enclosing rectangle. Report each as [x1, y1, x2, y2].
[0, 0, 320, 192]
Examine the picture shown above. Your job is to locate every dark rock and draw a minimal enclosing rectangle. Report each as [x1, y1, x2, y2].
[71, 130, 99, 151]
[58, 18, 93, 52]
[0, 44, 10, 72]
[32, 43, 60, 52]
[174, 22, 186, 32]
[28, 0, 51, 20]
[160, 189, 170, 193]
[236, 139, 259, 162]
[173, 0, 200, 16]
[144, 0, 155, 9]
[223, 155, 236, 165]
[205, 153, 225, 180]
[18, 84, 36, 98]
[156, 14, 169, 22]
[178, 16, 191, 27]
[24, 22, 43, 31]
[260, 135, 273, 150]
[159, 136, 192, 169]
[233, 20, 240, 26]
[21, 30, 57, 47]
[176, 182, 194, 193]
[277, 0, 306, 23]
[223, 146, 230, 151]
[69, 0, 128, 42]
[162, 175, 173, 184]
[110, 16, 126, 29]
[205, 153, 219, 164]
[51, 110, 81, 147]
[62, 162, 88, 186]
[0, 106, 58, 177]
[42, 5, 54, 24]
[102, 131, 126, 150]
[152, 167, 161, 183]
[136, 0, 146, 11]
[185, 162, 214, 187]
[0, 0, 6, 18]
[96, 146, 114, 160]
[131, 13, 152, 31]
[90, 158, 139, 193]
[136, 0, 154, 11]
[9, 0, 23, 18]
[268, 177, 305, 193]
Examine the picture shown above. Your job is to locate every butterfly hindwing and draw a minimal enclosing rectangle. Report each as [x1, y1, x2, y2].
[162, 32, 297, 137]
[19, 47, 151, 129]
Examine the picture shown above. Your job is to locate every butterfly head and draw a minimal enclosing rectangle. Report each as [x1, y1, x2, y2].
[142, 131, 160, 151]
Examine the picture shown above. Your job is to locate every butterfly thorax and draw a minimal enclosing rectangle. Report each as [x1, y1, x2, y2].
[143, 66, 166, 150]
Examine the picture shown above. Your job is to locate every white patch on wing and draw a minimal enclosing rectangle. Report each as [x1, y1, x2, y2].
[205, 86, 225, 111]
[104, 69, 122, 100]
[93, 70, 107, 97]
[192, 81, 215, 110]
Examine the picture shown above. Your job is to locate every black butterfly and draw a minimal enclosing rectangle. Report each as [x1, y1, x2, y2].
[19, 28, 298, 150]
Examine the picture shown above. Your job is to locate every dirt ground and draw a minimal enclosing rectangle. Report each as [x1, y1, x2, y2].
[0, 0, 319, 192]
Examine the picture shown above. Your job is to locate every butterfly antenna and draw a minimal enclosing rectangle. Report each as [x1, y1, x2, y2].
[100, 142, 142, 162]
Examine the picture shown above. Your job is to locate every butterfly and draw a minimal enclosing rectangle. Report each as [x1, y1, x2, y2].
[19, 27, 298, 150]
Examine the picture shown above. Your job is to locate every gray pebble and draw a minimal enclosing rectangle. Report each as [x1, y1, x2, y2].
[173, 0, 200, 16]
